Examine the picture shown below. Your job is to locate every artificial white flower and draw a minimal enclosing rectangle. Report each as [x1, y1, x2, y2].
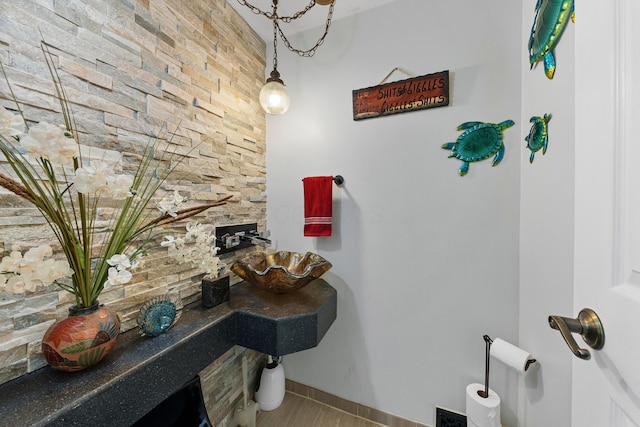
[165, 223, 223, 279]
[0, 250, 25, 272]
[107, 254, 132, 271]
[161, 236, 178, 248]
[157, 200, 178, 217]
[108, 174, 134, 199]
[157, 190, 187, 217]
[48, 135, 80, 164]
[23, 245, 53, 264]
[73, 161, 113, 195]
[42, 259, 74, 283]
[5, 275, 27, 294]
[185, 222, 204, 239]
[74, 161, 135, 199]
[104, 266, 132, 289]
[172, 190, 187, 204]
[19, 122, 78, 163]
[0, 106, 24, 138]
[0, 244, 72, 292]
[200, 255, 220, 276]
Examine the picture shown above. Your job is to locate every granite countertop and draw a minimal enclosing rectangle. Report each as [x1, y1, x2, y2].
[0, 279, 337, 427]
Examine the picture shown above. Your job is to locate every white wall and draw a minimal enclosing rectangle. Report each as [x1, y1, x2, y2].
[519, 2, 575, 427]
[265, 1, 523, 425]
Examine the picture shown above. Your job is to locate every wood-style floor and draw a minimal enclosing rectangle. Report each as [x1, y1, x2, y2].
[256, 392, 385, 427]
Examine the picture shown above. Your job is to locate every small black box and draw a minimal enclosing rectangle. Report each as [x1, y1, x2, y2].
[201, 276, 230, 308]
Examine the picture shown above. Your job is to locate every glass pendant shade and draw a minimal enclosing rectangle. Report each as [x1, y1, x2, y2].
[248, 0, 334, 114]
[259, 70, 290, 115]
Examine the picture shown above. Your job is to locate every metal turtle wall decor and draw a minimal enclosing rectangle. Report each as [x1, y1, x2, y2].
[525, 113, 552, 163]
[441, 120, 515, 176]
[136, 295, 183, 337]
[529, 0, 575, 79]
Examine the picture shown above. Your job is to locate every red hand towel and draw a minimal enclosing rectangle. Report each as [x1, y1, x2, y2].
[303, 176, 333, 236]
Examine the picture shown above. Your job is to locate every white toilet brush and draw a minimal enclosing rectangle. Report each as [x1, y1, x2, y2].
[233, 355, 259, 427]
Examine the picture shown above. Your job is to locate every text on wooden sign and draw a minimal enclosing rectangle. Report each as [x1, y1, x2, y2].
[352, 70, 449, 121]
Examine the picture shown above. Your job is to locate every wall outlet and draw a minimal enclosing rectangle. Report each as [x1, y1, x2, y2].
[435, 406, 466, 427]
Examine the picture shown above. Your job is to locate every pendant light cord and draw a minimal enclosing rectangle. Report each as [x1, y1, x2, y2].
[272, 1, 279, 72]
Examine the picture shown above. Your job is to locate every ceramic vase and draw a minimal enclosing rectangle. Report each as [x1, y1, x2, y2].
[41, 302, 120, 372]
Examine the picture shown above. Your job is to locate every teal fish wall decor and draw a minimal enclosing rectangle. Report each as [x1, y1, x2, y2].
[442, 120, 515, 176]
[525, 114, 552, 163]
[529, 0, 575, 79]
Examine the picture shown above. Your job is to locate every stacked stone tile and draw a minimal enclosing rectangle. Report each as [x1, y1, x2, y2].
[0, 0, 267, 420]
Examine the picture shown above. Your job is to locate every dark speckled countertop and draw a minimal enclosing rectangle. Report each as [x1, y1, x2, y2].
[0, 279, 336, 427]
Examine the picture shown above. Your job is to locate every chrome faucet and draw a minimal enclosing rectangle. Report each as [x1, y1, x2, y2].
[241, 230, 272, 247]
[221, 230, 272, 249]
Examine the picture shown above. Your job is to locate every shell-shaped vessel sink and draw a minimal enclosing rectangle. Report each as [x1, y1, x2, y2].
[231, 251, 332, 294]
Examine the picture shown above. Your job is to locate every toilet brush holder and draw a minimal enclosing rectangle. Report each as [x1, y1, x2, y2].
[233, 400, 259, 427]
[255, 356, 285, 411]
[233, 353, 259, 426]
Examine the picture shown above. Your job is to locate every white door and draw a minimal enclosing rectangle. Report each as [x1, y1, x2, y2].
[572, 1, 640, 425]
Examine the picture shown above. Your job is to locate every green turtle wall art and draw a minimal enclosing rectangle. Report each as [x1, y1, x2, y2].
[525, 114, 552, 163]
[529, 0, 575, 79]
[441, 120, 515, 176]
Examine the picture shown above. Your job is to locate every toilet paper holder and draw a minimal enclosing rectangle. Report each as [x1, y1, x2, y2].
[479, 335, 537, 399]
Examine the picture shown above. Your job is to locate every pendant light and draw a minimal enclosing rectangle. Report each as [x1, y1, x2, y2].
[259, 69, 290, 115]
[259, 13, 290, 115]
[236, 0, 336, 115]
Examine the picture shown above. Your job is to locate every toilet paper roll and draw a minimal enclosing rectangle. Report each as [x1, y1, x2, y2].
[466, 383, 501, 427]
[490, 338, 533, 375]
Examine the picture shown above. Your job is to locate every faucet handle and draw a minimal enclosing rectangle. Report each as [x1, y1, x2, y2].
[220, 233, 241, 249]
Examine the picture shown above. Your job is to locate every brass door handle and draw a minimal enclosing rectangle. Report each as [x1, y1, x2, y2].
[548, 308, 605, 360]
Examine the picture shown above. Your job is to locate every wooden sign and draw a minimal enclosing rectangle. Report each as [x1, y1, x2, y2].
[352, 70, 449, 121]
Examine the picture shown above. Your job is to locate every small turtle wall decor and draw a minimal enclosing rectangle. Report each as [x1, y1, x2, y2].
[525, 113, 552, 163]
[442, 120, 515, 176]
[136, 295, 183, 337]
[529, 0, 575, 79]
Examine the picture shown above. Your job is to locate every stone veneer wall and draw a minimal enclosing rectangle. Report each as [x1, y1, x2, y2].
[0, 0, 267, 420]
[200, 346, 264, 425]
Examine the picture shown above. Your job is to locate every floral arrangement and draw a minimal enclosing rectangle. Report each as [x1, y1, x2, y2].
[0, 46, 229, 308]
[162, 222, 226, 279]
